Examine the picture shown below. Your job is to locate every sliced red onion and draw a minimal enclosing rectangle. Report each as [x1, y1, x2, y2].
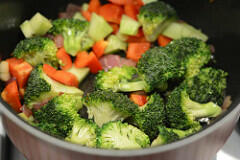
[54, 35, 64, 48]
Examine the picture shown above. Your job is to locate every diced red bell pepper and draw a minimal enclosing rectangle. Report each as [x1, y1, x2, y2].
[93, 40, 108, 58]
[130, 92, 147, 106]
[158, 35, 172, 47]
[1, 80, 22, 112]
[11, 61, 33, 88]
[56, 47, 72, 71]
[99, 4, 124, 24]
[127, 42, 151, 62]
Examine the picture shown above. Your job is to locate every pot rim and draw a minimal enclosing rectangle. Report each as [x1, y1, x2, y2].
[1, 96, 240, 157]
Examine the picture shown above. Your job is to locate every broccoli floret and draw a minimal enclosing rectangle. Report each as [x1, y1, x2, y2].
[166, 83, 222, 130]
[132, 93, 165, 140]
[84, 90, 138, 127]
[13, 37, 59, 67]
[65, 118, 98, 147]
[95, 66, 148, 92]
[24, 65, 83, 108]
[48, 19, 94, 56]
[34, 94, 98, 147]
[138, 1, 177, 42]
[137, 47, 185, 92]
[34, 94, 83, 138]
[151, 125, 201, 146]
[166, 37, 211, 78]
[97, 121, 150, 149]
[186, 67, 228, 106]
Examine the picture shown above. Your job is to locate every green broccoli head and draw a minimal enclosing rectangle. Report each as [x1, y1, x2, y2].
[186, 67, 228, 106]
[48, 19, 94, 56]
[95, 66, 148, 92]
[65, 118, 98, 147]
[137, 47, 185, 92]
[132, 93, 165, 140]
[33, 94, 83, 138]
[138, 1, 177, 42]
[166, 84, 222, 130]
[24, 65, 83, 108]
[13, 37, 59, 67]
[84, 90, 138, 127]
[151, 125, 201, 146]
[166, 37, 211, 78]
[97, 121, 150, 149]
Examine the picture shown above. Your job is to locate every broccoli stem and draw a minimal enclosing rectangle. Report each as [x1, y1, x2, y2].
[118, 81, 147, 92]
[183, 95, 222, 119]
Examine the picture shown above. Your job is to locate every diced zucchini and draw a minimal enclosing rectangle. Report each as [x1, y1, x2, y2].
[81, 3, 89, 11]
[73, 12, 86, 21]
[116, 31, 128, 42]
[104, 35, 127, 54]
[29, 12, 52, 36]
[88, 13, 113, 41]
[162, 21, 208, 42]
[120, 15, 141, 36]
[20, 20, 34, 38]
[20, 12, 52, 38]
[142, 0, 158, 4]
[67, 67, 90, 84]
[0, 61, 10, 82]
[18, 113, 34, 124]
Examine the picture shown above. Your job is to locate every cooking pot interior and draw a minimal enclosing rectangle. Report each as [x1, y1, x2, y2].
[0, 0, 240, 123]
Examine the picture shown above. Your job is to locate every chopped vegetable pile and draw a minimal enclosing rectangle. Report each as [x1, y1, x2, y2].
[0, 0, 228, 150]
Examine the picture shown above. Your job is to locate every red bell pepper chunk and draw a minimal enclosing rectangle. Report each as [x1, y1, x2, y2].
[43, 64, 78, 87]
[56, 47, 72, 71]
[11, 61, 33, 88]
[74, 51, 91, 68]
[1, 80, 22, 112]
[81, 10, 92, 21]
[87, 52, 103, 74]
[130, 93, 147, 106]
[124, 4, 138, 20]
[6, 58, 24, 76]
[93, 40, 108, 58]
[52, 71, 79, 87]
[127, 42, 151, 62]
[158, 35, 172, 47]
[88, 0, 101, 13]
[99, 4, 124, 24]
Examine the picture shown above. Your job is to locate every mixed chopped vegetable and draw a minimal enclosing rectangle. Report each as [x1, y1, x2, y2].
[0, 0, 228, 150]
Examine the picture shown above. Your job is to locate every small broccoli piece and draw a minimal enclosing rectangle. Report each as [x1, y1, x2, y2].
[165, 37, 211, 78]
[97, 121, 150, 149]
[151, 125, 201, 146]
[24, 65, 83, 108]
[132, 93, 165, 140]
[13, 37, 59, 67]
[186, 67, 228, 106]
[48, 19, 94, 56]
[84, 90, 138, 127]
[97, 47, 185, 93]
[65, 118, 98, 147]
[138, 1, 177, 42]
[166, 69, 226, 129]
[95, 66, 148, 92]
[34, 94, 83, 138]
[137, 47, 185, 92]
